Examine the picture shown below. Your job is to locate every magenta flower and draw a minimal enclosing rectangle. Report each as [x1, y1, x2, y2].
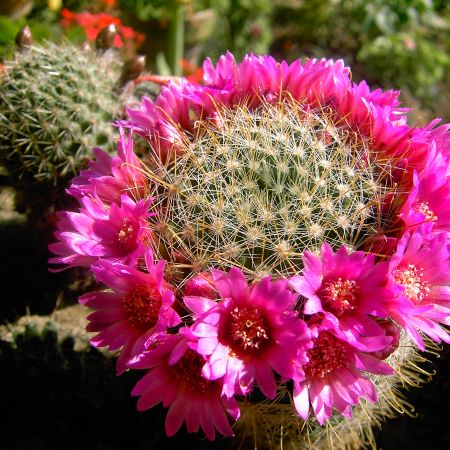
[398, 151, 450, 233]
[385, 225, 450, 350]
[49, 193, 154, 269]
[183, 271, 218, 299]
[68, 128, 147, 204]
[79, 249, 181, 374]
[123, 52, 439, 181]
[184, 268, 311, 399]
[129, 333, 240, 440]
[122, 81, 191, 161]
[290, 243, 391, 351]
[293, 318, 393, 425]
[369, 318, 401, 360]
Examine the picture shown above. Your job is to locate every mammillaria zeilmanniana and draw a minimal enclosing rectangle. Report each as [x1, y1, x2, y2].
[50, 53, 450, 448]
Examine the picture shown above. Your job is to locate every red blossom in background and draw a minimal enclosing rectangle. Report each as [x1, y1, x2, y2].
[179, 59, 204, 84]
[60, 9, 145, 49]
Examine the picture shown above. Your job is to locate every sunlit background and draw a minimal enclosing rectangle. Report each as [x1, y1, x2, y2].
[1, 0, 449, 121]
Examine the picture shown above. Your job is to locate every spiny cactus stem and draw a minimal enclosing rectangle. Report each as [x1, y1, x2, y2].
[0, 40, 123, 183]
[145, 99, 396, 279]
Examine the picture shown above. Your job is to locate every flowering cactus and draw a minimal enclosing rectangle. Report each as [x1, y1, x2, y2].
[50, 53, 450, 448]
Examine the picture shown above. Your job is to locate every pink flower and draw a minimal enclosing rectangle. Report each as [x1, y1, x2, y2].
[398, 151, 450, 233]
[290, 243, 392, 351]
[123, 52, 439, 182]
[129, 334, 240, 440]
[49, 194, 154, 269]
[385, 225, 450, 350]
[122, 82, 191, 161]
[184, 268, 311, 399]
[369, 318, 401, 360]
[293, 318, 393, 425]
[79, 249, 181, 374]
[68, 128, 147, 204]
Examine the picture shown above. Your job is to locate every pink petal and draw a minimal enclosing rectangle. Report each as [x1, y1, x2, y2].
[87, 308, 125, 323]
[79, 291, 120, 308]
[184, 296, 217, 316]
[132, 367, 166, 396]
[255, 364, 276, 399]
[199, 402, 216, 440]
[211, 400, 234, 437]
[293, 382, 310, 420]
[165, 396, 187, 436]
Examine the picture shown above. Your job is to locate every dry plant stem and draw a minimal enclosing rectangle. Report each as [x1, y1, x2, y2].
[168, 0, 185, 76]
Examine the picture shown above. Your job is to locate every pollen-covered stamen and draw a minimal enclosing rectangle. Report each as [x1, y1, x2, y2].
[412, 201, 437, 222]
[122, 284, 162, 329]
[227, 306, 271, 355]
[394, 264, 431, 303]
[319, 277, 360, 316]
[116, 217, 138, 253]
[305, 332, 350, 380]
[171, 349, 219, 395]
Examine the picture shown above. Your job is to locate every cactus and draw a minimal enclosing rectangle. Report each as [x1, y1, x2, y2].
[50, 53, 450, 448]
[0, 38, 122, 184]
[0, 25, 159, 186]
[0, 26, 161, 244]
[150, 99, 395, 280]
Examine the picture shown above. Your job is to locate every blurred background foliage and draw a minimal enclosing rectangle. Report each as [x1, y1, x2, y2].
[1, 0, 449, 119]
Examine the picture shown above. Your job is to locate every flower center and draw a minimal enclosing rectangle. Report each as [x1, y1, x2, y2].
[394, 264, 431, 303]
[412, 201, 437, 222]
[319, 277, 360, 317]
[227, 306, 270, 356]
[122, 284, 162, 329]
[116, 217, 138, 254]
[171, 349, 219, 396]
[304, 332, 350, 380]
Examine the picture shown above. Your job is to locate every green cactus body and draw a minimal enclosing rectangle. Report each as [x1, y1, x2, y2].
[0, 40, 122, 184]
[138, 96, 435, 450]
[148, 99, 396, 280]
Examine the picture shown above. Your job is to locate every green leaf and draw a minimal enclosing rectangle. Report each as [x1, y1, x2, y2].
[0, 15, 25, 44]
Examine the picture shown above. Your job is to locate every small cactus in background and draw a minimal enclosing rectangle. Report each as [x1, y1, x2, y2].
[0, 25, 159, 240]
[0, 24, 158, 187]
[0, 27, 122, 184]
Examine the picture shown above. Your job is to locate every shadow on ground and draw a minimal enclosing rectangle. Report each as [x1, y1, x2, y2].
[1, 325, 450, 450]
[0, 326, 232, 450]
